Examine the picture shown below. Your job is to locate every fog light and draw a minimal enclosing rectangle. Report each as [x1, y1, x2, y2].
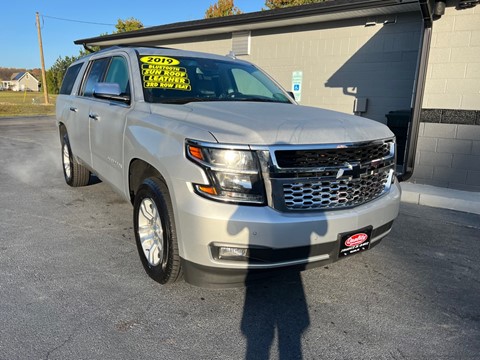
[218, 246, 248, 260]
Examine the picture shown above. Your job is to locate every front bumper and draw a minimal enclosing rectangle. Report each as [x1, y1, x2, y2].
[172, 180, 401, 287]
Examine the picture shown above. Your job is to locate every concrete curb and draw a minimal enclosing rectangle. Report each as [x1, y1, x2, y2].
[400, 182, 480, 215]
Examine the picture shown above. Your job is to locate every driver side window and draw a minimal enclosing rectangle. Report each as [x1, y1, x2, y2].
[81, 58, 110, 97]
[80, 56, 130, 98]
[105, 56, 130, 96]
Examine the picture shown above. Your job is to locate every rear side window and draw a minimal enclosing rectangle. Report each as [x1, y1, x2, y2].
[59, 63, 83, 95]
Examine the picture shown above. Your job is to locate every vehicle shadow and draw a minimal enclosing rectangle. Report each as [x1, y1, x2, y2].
[88, 173, 102, 185]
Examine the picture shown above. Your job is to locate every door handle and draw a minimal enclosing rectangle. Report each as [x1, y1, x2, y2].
[89, 113, 99, 121]
[69, 107, 78, 112]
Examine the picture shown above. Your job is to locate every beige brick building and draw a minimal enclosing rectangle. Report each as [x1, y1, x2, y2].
[75, 0, 480, 191]
[414, 3, 480, 191]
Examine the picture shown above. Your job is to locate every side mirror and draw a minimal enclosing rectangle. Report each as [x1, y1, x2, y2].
[287, 91, 296, 101]
[93, 83, 130, 104]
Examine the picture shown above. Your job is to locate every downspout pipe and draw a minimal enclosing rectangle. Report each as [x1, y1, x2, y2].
[82, 43, 97, 54]
[400, 0, 434, 181]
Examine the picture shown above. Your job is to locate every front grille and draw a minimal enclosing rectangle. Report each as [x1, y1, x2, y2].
[283, 170, 390, 210]
[266, 139, 395, 211]
[275, 142, 391, 168]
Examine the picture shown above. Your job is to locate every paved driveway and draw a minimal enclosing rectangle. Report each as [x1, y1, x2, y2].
[0, 116, 479, 360]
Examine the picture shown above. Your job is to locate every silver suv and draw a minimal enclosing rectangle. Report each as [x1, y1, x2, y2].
[56, 46, 401, 287]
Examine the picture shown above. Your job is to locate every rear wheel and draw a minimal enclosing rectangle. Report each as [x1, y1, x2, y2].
[133, 177, 182, 284]
[61, 133, 90, 187]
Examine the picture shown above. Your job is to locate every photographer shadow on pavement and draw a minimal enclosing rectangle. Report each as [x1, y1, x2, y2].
[241, 271, 310, 360]
[227, 212, 329, 359]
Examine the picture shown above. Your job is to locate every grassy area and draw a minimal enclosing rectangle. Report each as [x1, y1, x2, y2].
[0, 91, 56, 117]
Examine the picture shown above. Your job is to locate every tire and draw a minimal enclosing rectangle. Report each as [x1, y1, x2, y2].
[133, 177, 182, 284]
[61, 133, 91, 187]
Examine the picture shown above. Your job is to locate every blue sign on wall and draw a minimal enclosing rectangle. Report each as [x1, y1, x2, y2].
[292, 71, 303, 102]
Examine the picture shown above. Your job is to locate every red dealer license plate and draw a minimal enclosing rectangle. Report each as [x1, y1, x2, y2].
[338, 226, 373, 258]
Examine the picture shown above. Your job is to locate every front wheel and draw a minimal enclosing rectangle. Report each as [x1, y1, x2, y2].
[133, 177, 182, 284]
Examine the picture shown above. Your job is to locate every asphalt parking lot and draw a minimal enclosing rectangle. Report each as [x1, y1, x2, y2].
[0, 116, 479, 360]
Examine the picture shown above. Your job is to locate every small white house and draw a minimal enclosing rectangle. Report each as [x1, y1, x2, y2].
[9, 72, 40, 92]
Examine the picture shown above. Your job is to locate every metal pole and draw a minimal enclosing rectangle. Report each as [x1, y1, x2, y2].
[36, 12, 49, 105]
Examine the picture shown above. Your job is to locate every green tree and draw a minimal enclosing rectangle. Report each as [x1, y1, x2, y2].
[264, 0, 327, 9]
[205, 0, 242, 18]
[46, 55, 79, 94]
[78, 18, 144, 56]
[114, 17, 144, 33]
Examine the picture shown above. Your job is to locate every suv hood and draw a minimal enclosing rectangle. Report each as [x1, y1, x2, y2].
[153, 102, 393, 145]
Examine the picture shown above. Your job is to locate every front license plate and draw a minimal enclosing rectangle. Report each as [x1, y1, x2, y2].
[338, 226, 373, 258]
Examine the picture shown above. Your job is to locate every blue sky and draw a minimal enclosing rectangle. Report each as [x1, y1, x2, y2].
[1, 0, 265, 70]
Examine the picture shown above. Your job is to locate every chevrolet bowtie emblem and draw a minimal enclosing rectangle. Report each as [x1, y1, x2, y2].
[336, 163, 367, 179]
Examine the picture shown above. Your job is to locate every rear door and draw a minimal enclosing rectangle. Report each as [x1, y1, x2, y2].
[57, 61, 91, 164]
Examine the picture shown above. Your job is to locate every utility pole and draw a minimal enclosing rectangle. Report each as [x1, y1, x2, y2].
[36, 12, 49, 105]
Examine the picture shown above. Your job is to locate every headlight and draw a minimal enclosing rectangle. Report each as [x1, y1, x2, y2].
[186, 141, 265, 205]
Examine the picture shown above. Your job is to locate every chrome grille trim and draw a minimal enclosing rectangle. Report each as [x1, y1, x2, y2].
[258, 139, 396, 211]
[274, 142, 391, 169]
[282, 169, 393, 210]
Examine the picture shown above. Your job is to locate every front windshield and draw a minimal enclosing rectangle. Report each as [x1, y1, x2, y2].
[139, 55, 292, 104]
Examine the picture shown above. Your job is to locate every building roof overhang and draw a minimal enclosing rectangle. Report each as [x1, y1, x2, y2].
[74, 0, 430, 48]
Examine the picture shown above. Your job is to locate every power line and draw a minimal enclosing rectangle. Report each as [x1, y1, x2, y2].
[41, 14, 115, 27]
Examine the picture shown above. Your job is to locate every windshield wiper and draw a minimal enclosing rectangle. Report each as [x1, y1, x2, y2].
[160, 97, 219, 104]
[230, 97, 286, 103]
[159, 97, 289, 105]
